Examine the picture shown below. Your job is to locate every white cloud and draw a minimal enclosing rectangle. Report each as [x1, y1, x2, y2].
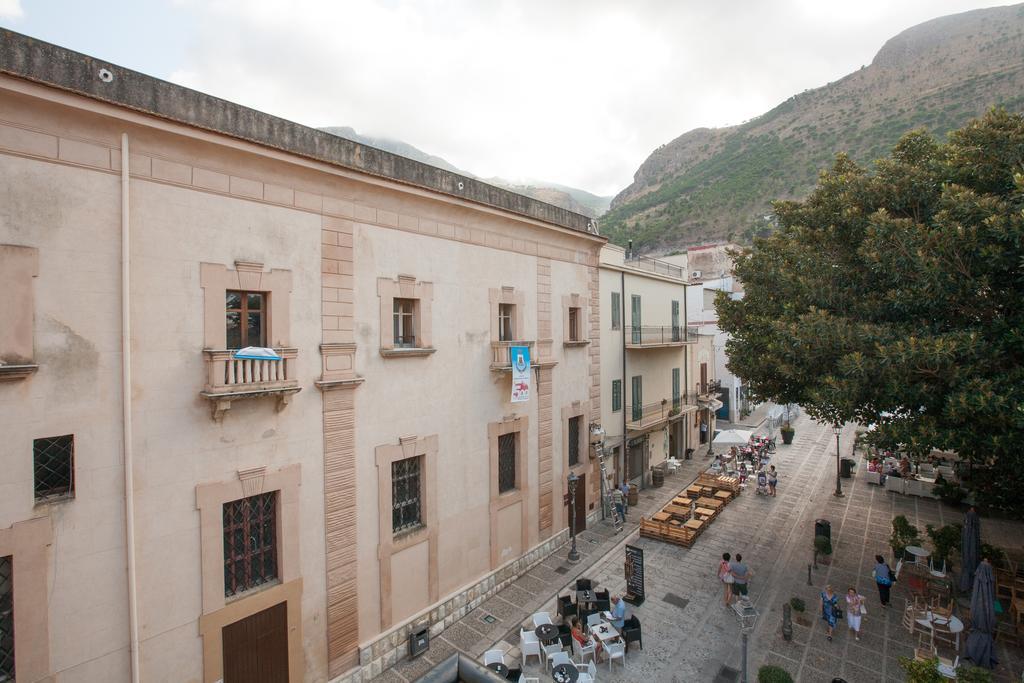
[169, 0, 1003, 196]
[0, 0, 23, 19]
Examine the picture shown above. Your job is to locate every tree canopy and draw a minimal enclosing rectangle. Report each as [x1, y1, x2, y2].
[717, 108, 1024, 512]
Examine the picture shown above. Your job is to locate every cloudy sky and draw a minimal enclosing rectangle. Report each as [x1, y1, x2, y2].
[1, 0, 1009, 195]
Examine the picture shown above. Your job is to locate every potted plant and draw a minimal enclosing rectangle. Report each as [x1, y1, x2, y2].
[925, 523, 961, 572]
[932, 477, 967, 506]
[757, 665, 794, 683]
[780, 422, 795, 445]
[954, 664, 995, 682]
[898, 656, 945, 683]
[890, 515, 921, 564]
[813, 534, 833, 565]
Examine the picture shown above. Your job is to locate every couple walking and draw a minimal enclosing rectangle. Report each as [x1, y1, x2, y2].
[820, 585, 867, 641]
[717, 552, 752, 605]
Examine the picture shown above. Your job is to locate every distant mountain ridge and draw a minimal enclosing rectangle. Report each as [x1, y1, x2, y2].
[320, 126, 611, 217]
[601, 3, 1024, 254]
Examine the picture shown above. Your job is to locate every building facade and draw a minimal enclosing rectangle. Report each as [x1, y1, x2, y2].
[0, 31, 603, 683]
[597, 246, 698, 495]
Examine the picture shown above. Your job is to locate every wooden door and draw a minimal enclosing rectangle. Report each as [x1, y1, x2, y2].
[700, 362, 708, 393]
[571, 473, 587, 534]
[223, 601, 289, 683]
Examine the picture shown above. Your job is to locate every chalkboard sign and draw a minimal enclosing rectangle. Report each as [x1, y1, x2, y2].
[624, 544, 645, 605]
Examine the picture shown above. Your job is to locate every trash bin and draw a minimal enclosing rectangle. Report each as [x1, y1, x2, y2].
[685, 448, 694, 460]
[409, 626, 429, 659]
[840, 458, 855, 479]
[815, 519, 831, 543]
[628, 486, 639, 507]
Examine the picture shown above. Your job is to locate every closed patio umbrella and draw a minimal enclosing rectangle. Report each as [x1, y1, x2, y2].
[958, 507, 981, 593]
[964, 560, 998, 669]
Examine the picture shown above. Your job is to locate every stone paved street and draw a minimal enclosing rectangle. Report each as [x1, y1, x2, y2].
[378, 414, 1024, 682]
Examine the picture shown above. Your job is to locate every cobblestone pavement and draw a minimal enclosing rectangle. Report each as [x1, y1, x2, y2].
[380, 415, 1024, 682]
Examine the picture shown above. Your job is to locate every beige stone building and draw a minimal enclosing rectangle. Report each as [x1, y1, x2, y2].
[597, 246, 711, 494]
[0, 31, 605, 683]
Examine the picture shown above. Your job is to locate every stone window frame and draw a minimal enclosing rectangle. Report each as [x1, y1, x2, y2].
[196, 464, 303, 683]
[200, 261, 293, 350]
[377, 275, 435, 357]
[487, 416, 530, 569]
[562, 293, 589, 347]
[561, 401, 591, 528]
[0, 245, 40, 381]
[374, 435, 439, 630]
[0, 517, 52, 682]
[489, 287, 527, 343]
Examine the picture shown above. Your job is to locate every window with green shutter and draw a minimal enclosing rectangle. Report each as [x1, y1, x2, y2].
[611, 292, 621, 330]
[612, 379, 622, 412]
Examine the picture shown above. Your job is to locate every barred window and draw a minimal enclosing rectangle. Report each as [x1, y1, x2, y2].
[33, 434, 74, 501]
[498, 433, 517, 493]
[223, 492, 278, 597]
[392, 457, 423, 534]
[568, 416, 581, 467]
[0, 555, 12, 683]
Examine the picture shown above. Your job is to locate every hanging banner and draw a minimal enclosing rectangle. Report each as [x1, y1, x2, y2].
[510, 345, 530, 403]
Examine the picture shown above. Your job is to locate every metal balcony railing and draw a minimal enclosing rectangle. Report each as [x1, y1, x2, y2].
[626, 400, 685, 431]
[625, 255, 686, 280]
[696, 379, 722, 396]
[626, 325, 689, 347]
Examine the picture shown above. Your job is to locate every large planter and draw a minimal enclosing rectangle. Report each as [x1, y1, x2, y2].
[781, 428, 795, 445]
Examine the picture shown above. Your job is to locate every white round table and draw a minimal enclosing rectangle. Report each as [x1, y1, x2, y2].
[915, 613, 964, 650]
[905, 545, 931, 564]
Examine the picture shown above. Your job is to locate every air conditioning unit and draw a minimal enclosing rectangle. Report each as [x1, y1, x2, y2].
[691, 270, 702, 278]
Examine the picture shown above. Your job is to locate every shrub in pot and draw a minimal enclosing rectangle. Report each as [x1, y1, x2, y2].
[780, 422, 795, 445]
[925, 523, 961, 572]
[757, 665, 794, 683]
[890, 515, 921, 564]
[898, 656, 944, 683]
[788, 597, 805, 613]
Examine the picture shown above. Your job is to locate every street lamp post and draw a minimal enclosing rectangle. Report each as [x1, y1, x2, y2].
[732, 596, 758, 683]
[567, 473, 580, 564]
[832, 423, 843, 497]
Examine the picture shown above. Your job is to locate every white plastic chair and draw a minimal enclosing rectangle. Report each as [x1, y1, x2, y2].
[520, 637, 542, 667]
[605, 641, 626, 670]
[929, 558, 947, 577]
[586, 613, 603, 628]
[937, 655, 959, 679]
[542, 642, 562, 666]
[484, 649, 505, 666]
[575, 660, 598, 683]
[532, 612, 552, 628]
[518, 676, 540, 683]
[549, 651, 571, 672]
[573, 635, 596, 664]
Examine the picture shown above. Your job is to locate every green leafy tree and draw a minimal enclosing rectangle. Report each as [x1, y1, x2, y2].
[718, 109, 1024, 513]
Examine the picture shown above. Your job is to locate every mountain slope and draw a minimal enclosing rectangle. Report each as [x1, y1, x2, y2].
[602, 3, 1024, 253]
[320, 126, 611, 217]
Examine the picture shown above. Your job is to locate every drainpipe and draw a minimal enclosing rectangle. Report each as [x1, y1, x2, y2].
[120, 133, 141, 683]
[620, 270, 627, 485]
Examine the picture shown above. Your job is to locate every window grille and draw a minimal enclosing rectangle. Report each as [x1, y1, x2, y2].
[0, 555, 12, 683]
[498, 303, 515, 342]
[568, 416, 581, 466]
[392, 457, 423, 533]
[498, 433, 517, 493]
[610, 292, 621, 330]
[393, 298, 416, 347]
[223, 492, 278, 597]
[33, 434, 74, 501]
[226, 290, 266, 349]
[612, 380, 622, 412]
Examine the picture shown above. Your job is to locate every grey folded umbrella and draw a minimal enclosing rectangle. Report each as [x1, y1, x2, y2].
[964, 561, 997, 669]
[959, 508, 981, 593]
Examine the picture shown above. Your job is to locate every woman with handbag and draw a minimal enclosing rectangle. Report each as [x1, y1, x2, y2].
[820, 584, 839, 641]
[872, 554, 894, 607]
[845, 587, 866, 640]
[718, 552, 734, 607]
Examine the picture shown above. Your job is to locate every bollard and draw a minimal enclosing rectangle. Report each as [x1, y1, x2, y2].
[782, 602, 793, 641]
[807, 563, 812, 585]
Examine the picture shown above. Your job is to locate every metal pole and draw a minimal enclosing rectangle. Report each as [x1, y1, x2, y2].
[834, 426, 843, 497]
[568, 476, 580, 563]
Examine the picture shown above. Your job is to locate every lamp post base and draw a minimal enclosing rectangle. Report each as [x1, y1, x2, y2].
[567, 545, 581, 564]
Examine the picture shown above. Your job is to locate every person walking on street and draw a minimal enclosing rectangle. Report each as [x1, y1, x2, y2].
[718, 552, 734, 607]
[619, 481, 630, 518]
[611, 485, 625, 525]
[767, 466, 778, 496]
[872, 554, 894, 607]
[820, 584, 839, 641]
[729, 553, 751, 604]
[845, 587, 865, 640]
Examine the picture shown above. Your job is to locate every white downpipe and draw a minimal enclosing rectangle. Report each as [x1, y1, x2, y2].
[121, 133, 141, 683]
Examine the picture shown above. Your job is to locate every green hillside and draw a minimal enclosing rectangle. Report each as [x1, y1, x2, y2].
[602, 4, 1024, 253]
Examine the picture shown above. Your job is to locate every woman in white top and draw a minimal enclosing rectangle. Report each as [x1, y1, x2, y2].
[845, 587, 865, 640]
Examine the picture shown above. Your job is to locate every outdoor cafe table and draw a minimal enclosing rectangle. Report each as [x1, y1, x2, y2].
[696, 507, 716, 520]
[651, 511, 672, 523]
[663, 504, 691, 519]
[576, 590, 598, 609]
[552, 662, 579, 683]
[914, 612, 964, 650]
[713, 490, 731, 501]
[684, 518, 705, 532]
[686, 485, 703, 496]
[486, 662, 509, 678]
[672, 496, 693, 506]
[590, 621, 621, 644]
[535, 623, 560, 644]
[905, 546, 931, 565]
[696, 497, 723, 509]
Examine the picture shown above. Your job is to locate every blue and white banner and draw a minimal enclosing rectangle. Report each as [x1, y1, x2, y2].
[510, 345, 531, 403]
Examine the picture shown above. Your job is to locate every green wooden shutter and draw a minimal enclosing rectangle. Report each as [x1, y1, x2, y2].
[631, 375, 642, 421]
[612, 379, 622, 412]
[672, 368, 680, 409]
[631, 295, 642, 344]
[672, 300, 680, 341]
[611, 292, 621, 330]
